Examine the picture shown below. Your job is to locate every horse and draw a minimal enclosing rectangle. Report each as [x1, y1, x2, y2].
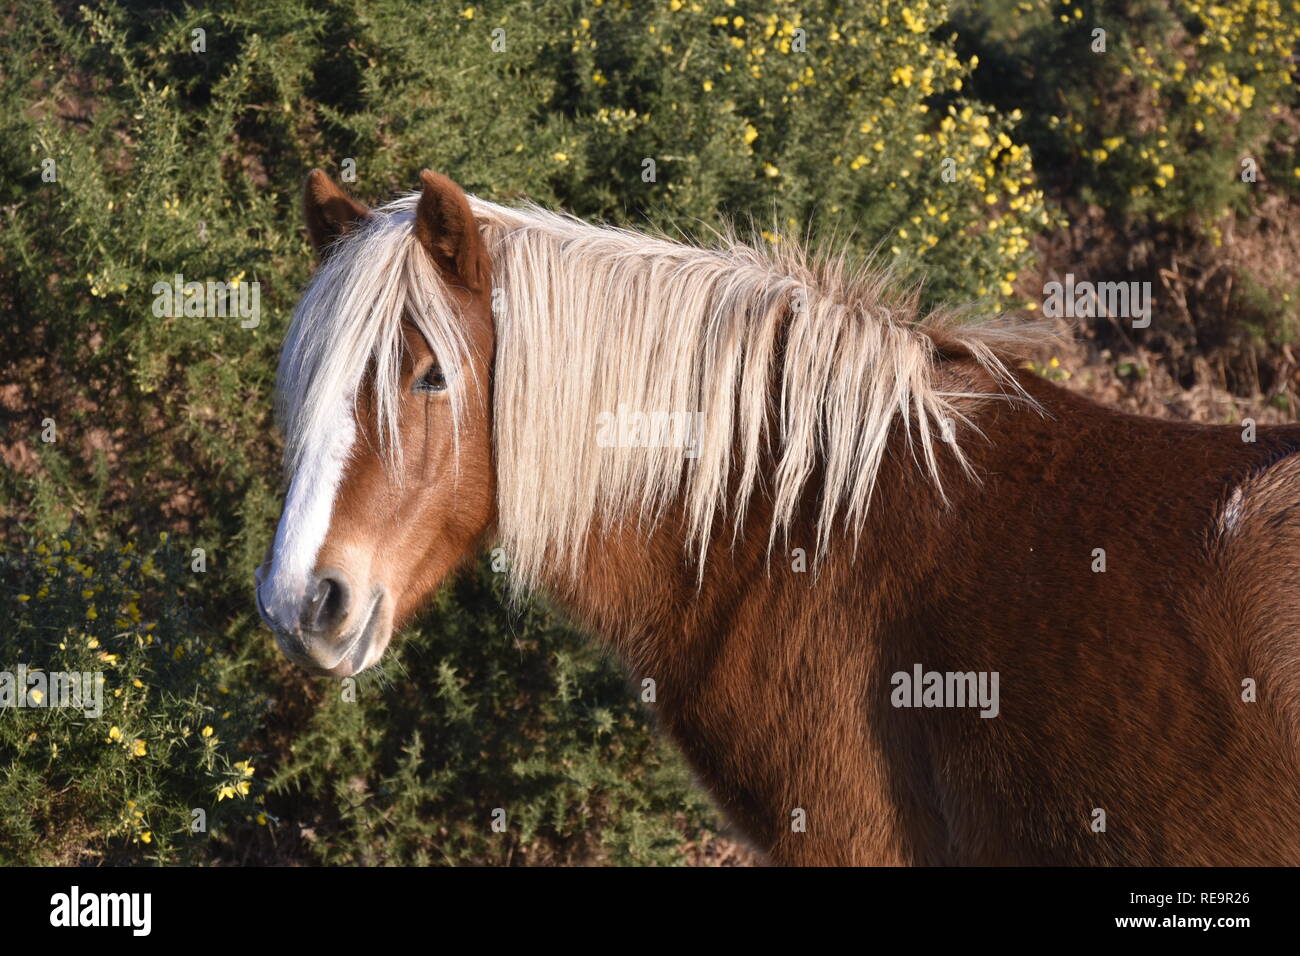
[256, 168, 1300, 865]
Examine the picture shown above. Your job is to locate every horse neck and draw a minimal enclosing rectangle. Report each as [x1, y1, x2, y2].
[524, 375, 967, 860]
[537, 370, 965, 692]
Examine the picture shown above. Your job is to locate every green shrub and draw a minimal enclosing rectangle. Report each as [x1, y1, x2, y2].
[956, 0, 1300, 217]
[955, 0, 1300, 356]
[0, 527, 266, 863]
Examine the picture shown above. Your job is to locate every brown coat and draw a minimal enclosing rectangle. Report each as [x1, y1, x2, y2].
[555, 364, 1300, 865]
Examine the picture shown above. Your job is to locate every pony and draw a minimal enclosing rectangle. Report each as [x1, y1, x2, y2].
[257, 169, 1300, 865]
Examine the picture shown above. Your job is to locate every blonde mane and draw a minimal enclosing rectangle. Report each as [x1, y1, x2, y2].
[279, 191, 1038, 592]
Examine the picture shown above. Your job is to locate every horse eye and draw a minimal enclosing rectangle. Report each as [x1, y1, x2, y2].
[413, 364, 447, 394]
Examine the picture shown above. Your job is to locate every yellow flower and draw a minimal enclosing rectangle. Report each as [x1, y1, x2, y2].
[132, 739, 147, 757]
[552, 152, 569, 163]
[763, 163, 779, 178]
[201, 725, 214, 738]
[217, 786, 237, 802]
[461, 7, 474, 18]
[140, 831, 152, 844]
[742, 124, 758, 145]
[702, 80, 713, 92]
[108, 726, 121, 742]
[17, 594, 29, 602]
[30, 689, 43, 704]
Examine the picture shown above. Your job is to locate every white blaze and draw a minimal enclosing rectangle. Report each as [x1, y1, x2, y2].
[260, 404, 356, 631]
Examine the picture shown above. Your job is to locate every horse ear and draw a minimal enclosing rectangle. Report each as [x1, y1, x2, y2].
[303, 169, 369, 257]
[414, 170, 489, 292]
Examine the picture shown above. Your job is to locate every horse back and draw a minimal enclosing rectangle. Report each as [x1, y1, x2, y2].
[885, 372, 1300, 864]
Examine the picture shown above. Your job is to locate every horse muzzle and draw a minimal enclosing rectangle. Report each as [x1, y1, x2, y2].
[255, 564, 390, 677]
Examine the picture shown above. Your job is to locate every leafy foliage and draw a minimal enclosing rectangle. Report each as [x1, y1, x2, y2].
[955, 0, 1300, 365]
[0, 529, 264, 863]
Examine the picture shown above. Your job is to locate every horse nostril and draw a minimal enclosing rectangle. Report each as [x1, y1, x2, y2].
[302, 573, 349, 635]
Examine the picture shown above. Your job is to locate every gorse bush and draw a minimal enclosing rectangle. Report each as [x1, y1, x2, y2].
[956, 0, 1300, 369]
[0, 527, 265, 863]
[500, 0, 1057, 305]
[976, 0, 1300, 225]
